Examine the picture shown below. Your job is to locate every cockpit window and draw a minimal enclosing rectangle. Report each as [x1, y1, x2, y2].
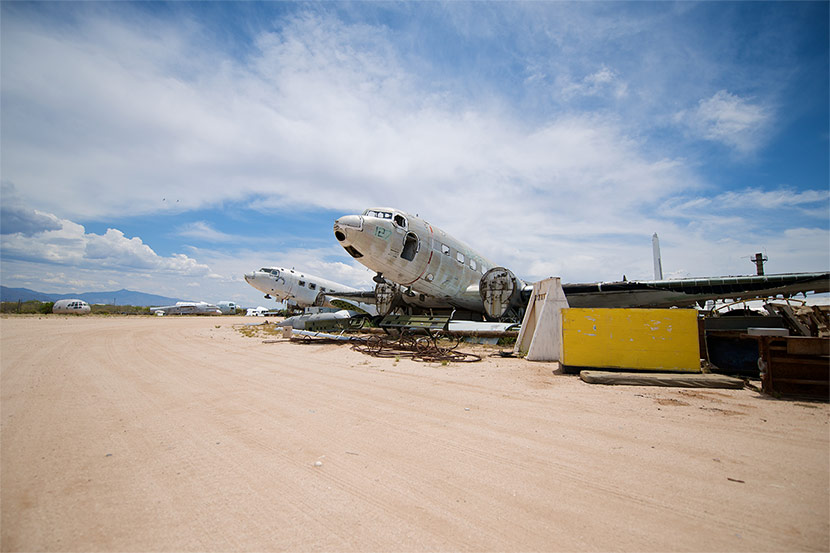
[363, 209, 393, 219]
[393, 214, 407, 229]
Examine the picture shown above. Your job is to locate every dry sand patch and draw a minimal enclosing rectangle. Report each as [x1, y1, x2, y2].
[2, 315, 828, 552]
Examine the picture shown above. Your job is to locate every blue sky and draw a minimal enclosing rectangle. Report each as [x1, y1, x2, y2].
[1, 1, 828, 306]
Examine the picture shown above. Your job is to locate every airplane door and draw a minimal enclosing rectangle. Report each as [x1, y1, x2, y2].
[399, 220, 434, 287]
[401, 232, 419, 261]
[281, 274, 295, 299]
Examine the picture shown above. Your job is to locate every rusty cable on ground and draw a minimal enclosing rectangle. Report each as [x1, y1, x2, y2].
[351, 333, 481, 363]
[271, 328, 482, 363]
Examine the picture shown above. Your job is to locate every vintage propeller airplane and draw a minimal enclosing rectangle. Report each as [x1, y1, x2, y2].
[244, 266, 377, 315]
[333, 207, 829, 320]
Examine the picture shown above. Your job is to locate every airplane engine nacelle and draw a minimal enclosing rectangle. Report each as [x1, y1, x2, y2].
[480, 267, 523, 319]
[374, 281, 402, 317]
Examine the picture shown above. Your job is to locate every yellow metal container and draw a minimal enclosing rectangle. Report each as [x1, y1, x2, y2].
[561, 308, 701, 372]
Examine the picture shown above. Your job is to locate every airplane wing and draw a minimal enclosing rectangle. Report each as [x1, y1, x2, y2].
[320, 290, 377, 302]
[554, 272, 830, 308]
[316, 271, 828, 317]
[315, 291, 378, 316]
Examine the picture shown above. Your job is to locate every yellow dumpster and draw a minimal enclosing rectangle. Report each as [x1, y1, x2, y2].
[561, 308, 701, 373]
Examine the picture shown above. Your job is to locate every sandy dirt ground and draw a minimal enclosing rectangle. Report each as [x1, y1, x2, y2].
[1, 315, 828, 552]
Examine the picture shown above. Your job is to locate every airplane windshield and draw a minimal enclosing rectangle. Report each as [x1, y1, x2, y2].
[363, 209, 393, 219]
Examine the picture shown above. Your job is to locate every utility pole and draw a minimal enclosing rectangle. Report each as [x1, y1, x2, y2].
[752, 252, 768, 276]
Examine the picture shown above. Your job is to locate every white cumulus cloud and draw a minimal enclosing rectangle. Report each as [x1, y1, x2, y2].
[678, 90, 771, 154]
[1, 210, 210, 275]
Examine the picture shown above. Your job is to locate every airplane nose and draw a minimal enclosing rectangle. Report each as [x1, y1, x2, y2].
[335, 215, 362, 233]
[336, 215, 362, 227]
[334, 216, 366, 258]
[334, 215, 363, 242]
[244, 272, 254, 282]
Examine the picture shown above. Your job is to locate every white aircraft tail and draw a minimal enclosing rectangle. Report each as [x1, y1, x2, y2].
[652, 233, 663, 280]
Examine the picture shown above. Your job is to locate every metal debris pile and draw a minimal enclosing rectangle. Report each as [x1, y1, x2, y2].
[351, 333, 481, 363]
[765, 302, 830, 337]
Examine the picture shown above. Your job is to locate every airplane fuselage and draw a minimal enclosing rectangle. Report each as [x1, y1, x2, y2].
[150, 302, 222, 315]
[334, 208, 515, 313]
[243, 266, 376, 314]
[244, 266, 358, 306]
[52, 299, 91, 314]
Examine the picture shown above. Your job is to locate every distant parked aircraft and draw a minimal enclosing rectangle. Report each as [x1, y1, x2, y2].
[150, 302, 222, 316]
[333, 207, 830, 320]
[244, 266, 377, 315]
[52, 299, 91, 314]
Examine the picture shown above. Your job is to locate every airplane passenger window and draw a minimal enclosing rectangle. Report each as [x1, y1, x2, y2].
[309, 283, 316, 290]
[470, 259, 477, 271]
[299, 281, 306, 287]
[456, 252, 465, 264]
[441, 244, 450, 256]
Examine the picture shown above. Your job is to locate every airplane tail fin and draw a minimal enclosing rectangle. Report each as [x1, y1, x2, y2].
[652, 233, 663, 280]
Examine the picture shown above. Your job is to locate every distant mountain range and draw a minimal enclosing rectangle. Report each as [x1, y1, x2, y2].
[0, 286, 185, 307]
